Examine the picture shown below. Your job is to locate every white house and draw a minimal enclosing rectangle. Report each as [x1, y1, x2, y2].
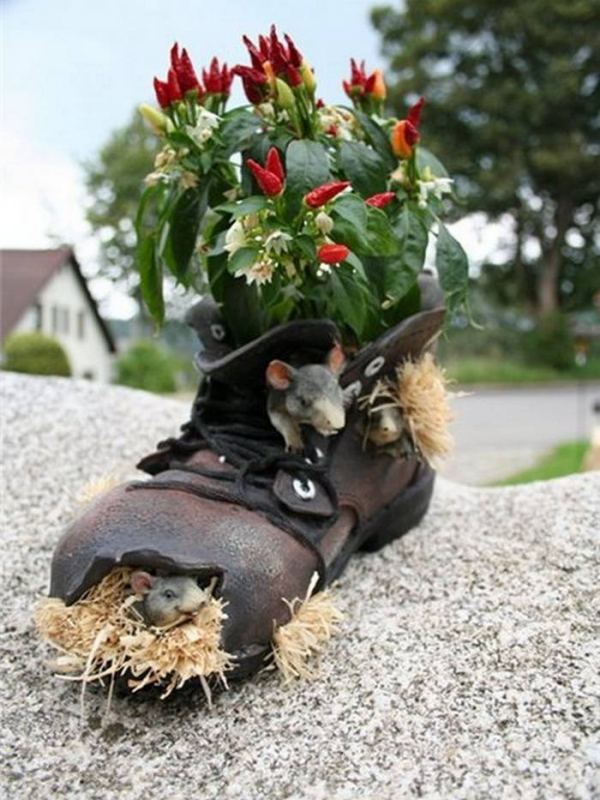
[0, 247, 117, 382]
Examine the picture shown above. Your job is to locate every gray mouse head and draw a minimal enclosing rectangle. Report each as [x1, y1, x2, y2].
[130, 571, 207, 628]
[266, 344, 346, 435]
[367, 405, 404, 446]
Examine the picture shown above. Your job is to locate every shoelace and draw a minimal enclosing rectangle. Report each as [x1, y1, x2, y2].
[132, 378, 339, 523]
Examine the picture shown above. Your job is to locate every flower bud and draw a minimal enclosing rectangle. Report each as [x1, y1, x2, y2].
[300, 62, 317, 95]
[315, 211, 334, 234]
[275, 78, 296, 110]
[139, 104, 169, 134]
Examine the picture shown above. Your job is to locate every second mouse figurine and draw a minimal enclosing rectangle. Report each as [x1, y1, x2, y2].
[265, 344, 346, 452]
[130, 571, 210, 628]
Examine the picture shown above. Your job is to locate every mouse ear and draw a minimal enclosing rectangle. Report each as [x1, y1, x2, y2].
[130, 571, 155, 595]
[326, 343, 346, 375]
[266, 360, 295, 390]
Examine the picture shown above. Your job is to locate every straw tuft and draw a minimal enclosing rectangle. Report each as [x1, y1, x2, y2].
[34, 567, 232, 705]
[271, 574, 343, 684]
[359, 353, 454, 464]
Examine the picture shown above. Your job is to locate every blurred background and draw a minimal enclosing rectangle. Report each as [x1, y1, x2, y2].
[1, 0, 599, 484]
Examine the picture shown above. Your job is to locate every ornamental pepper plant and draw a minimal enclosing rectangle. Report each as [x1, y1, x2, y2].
[135, 25, 468, 345]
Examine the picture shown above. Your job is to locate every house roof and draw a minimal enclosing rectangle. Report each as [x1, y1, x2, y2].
[0, 247, 117, 352]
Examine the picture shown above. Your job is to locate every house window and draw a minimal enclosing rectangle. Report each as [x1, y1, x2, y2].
[62, 307, 70, 335]
[33, 302, 43, 331]
[77, 311, 85, 340]
[51, 305, 59, 334]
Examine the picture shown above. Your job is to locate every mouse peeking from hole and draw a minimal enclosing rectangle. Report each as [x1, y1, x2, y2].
[265, 344, 347, 452]
[129, 571, 217, 629]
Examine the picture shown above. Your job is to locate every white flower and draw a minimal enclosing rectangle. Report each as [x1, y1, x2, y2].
[224, 220, 246, 254]
[144, 170, 170, 187]
[417, 177, 454, 208]
[179, 170, 199, 190]
[186, 108, 221, 146]
[318, 105, 356, 141]
[154, 146, 177, 169]
[237, 259, 275, 286]
[316, 263, 333, 277]
[315, 211, 334, 235]
[264, 230, 293, 256]
[223, 187, 240, 202]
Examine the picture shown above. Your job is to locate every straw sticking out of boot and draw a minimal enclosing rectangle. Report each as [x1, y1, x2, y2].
[75, 474, 123, 506]
[271, 573, 343, 684]
[397, 353, 454, 463]
[359, 353, 454, 464]
[34, 567, 232, 705]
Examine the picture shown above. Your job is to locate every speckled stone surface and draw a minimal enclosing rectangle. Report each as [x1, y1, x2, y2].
[1, 372, 599, 800]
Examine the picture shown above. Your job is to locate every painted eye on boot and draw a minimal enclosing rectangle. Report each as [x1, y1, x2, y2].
[293, 478, 316, 500]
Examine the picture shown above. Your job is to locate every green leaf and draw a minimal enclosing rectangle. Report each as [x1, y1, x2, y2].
[220, 109, 262, 157]
[226, 246, 259, 275]
[137, 235, 164, 327]
[285, 140, 330, 211]
[215, 195, 268, 218]
[164, 186, 207, 283]
[295, 234, 317, 262]
[436, 223, 469, 310]
[329, 267, 369, 338]
[338, 141, 388, 197]
[383, 208, 428, 301]
[354, 111, 397, 171]
[365, 206, 401, 256]
[416, 147, 449, 179]
[331, 193, 368, 233]
[332, 202, 399, 258]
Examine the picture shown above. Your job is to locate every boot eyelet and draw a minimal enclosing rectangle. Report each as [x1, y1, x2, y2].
[364, 356, 385, 377]
[210, 323, 226, 341]
[292, 478, 316, 500]
[344, 380, 362, 401]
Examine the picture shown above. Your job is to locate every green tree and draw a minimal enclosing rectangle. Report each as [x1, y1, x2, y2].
[84, 111, 158, 312]
[372, 0, 600, 316]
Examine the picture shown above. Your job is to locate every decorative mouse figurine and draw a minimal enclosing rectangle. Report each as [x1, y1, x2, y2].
[130, 571, 209, 628]
[362, 404, 416, 458]
[265, 344, 346, 452]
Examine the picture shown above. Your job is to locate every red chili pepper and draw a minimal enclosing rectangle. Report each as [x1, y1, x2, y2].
[232, 65, 268, 103]
[365, 192, 396, 208]
[304, 181, 351, 208]
[236, 26, 306, 101]
[286, 64, 303, 87]
[203, 57, 224, 93]
[284, 33, 303, 68]
[153, 77, 171, 108]
[265, 147, 285, 183]
[177, 48, 202, 94]
[220, 63, 233, 96]
[167, 68, 183, 104]
[407, 96, 425, 128]
[246, 158, 284, 197]
[318, 243, 350, 264]
[391, 119, 420, 158]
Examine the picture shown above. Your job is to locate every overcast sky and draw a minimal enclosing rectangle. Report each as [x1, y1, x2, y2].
[0, 0, 507, 317]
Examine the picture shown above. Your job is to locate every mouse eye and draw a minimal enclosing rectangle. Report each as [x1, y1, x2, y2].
[299, 396, 310, 409]
[162, 589, 176, 600]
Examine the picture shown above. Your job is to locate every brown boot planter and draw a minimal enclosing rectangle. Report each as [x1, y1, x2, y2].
[36, 303, 452, 702]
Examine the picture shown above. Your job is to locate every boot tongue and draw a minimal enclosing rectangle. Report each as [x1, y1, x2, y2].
[193, 316, 341, 388]
[340, 307, 445, 397]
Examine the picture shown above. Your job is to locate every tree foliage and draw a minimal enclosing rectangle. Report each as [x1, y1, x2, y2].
[372, 0, 600, 315]
[84, 112, 158, 307]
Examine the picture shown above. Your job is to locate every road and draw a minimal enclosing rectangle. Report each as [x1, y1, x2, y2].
[438, 382, 600, 485]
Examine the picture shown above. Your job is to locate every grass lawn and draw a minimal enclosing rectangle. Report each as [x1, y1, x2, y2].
[494, 441, 589, 486]
[444, 357, 600, 386]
